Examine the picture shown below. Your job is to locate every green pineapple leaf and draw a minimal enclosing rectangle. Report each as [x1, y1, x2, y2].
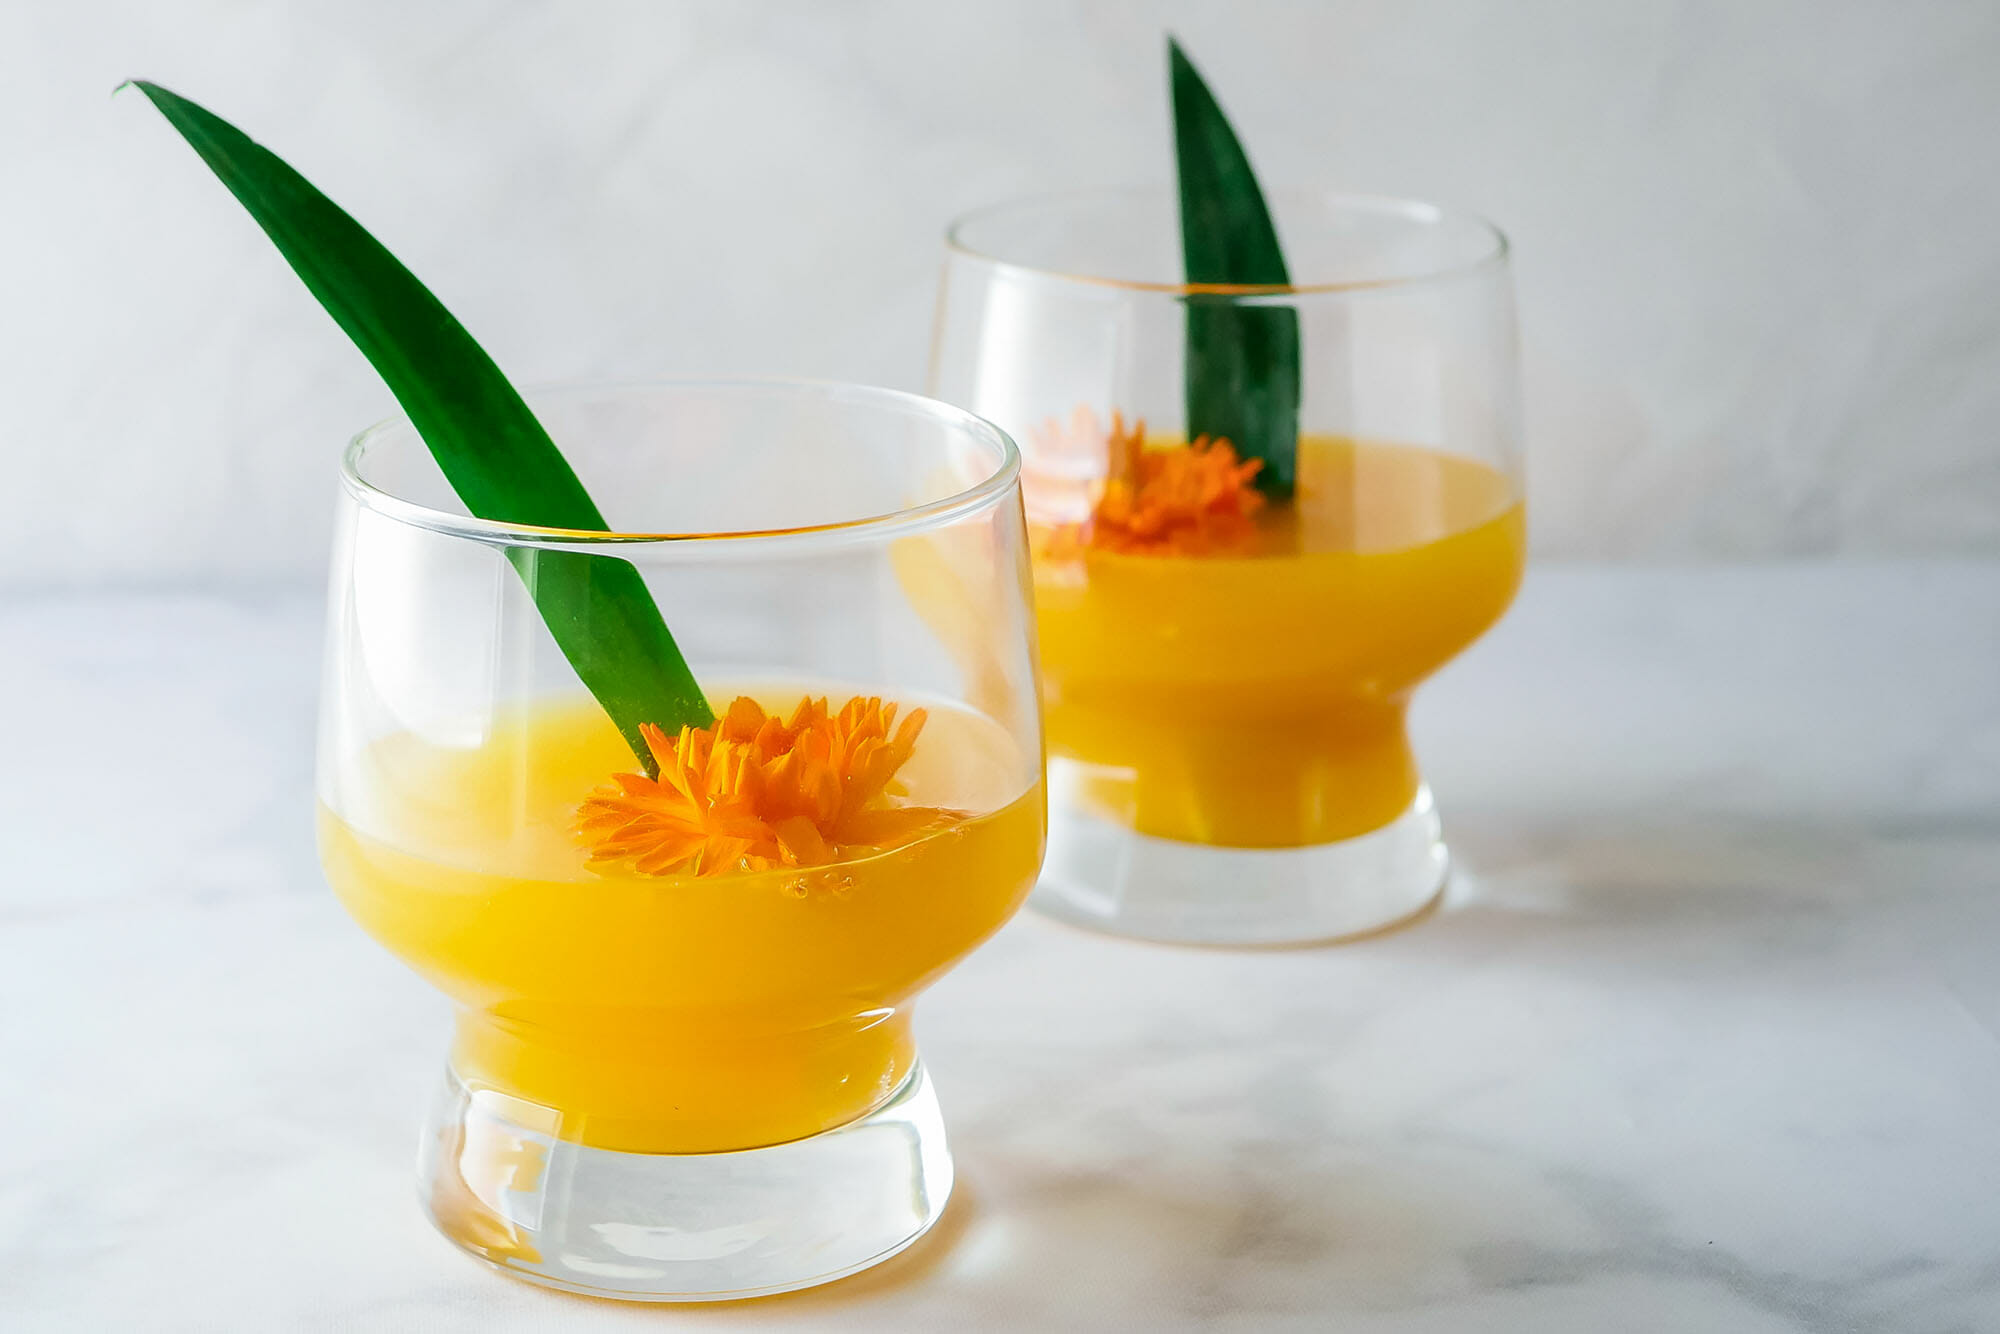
[1169, 37, 1300, 498]
[125, 80, 712, 771]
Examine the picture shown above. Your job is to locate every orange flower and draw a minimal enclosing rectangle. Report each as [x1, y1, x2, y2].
[575, 695, 957, 877]
[1040, 413, 1265, 557]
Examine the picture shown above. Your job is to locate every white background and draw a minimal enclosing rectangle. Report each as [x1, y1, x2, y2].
[4, 0, 1997, 588]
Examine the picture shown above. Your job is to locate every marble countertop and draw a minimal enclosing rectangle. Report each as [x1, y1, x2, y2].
[5, 563, 1998, 1332]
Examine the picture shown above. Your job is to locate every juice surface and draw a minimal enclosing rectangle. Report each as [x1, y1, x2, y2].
[1033, 436, 1523, 846]
[321, 690, 1043, 1153]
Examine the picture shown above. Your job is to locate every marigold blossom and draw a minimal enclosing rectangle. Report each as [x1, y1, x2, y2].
[575, 695, 956, 877]
[1039, 413, 1265, 557]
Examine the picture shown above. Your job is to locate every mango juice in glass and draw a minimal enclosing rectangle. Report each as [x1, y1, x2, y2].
[317, 382, 1044, 1300]
[930, 191, 1523, 944]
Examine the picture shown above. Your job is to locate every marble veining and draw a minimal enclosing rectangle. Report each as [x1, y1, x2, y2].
[3, 564, 1998, 1330]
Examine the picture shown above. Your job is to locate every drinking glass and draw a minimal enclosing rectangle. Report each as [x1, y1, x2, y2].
[316, 381, 1044, 1300]
[929, 190, 1523, 945]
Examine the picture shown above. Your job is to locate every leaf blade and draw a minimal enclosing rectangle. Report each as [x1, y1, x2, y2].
[1168, 38, 1300, 497]
[127, 80, 712, 766]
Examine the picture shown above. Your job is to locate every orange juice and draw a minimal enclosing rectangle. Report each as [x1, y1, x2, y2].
[320, 691, 1042, 1154]
[1033, 436, 1523, 847]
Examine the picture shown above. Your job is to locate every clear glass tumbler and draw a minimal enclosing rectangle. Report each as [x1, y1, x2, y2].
[930, 190, 1524, 945]
[315, 381, 1044, 1300]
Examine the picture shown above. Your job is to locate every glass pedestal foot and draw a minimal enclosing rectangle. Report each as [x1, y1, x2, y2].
[418, 1059, 952, 1302]
[1034, 766, 1449, 946]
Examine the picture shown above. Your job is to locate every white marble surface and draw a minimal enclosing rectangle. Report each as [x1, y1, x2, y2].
[5, 563, 2000, 1331]
[7, 1, 2000, 584]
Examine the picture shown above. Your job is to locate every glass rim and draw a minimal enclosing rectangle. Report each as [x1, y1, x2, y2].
[944, 186, 1510, 297]
[340, 377, 1023, 554]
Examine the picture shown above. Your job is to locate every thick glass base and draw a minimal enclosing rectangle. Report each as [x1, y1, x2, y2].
[1034, 762, 1449, 945]
[417, 1059, 952, 1302]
